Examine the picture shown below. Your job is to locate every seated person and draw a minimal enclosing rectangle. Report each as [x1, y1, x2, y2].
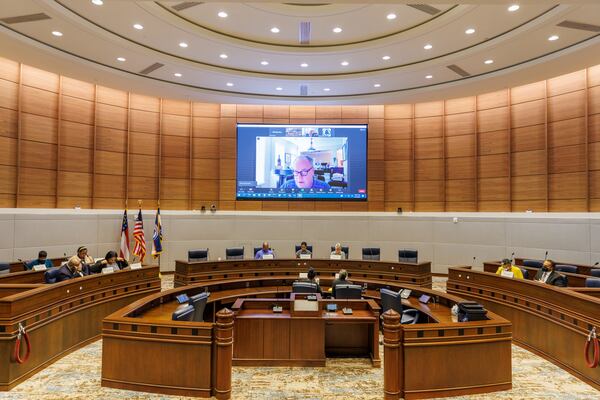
[495, 258, 524, 279]
[281, 156, 331, 190]
[298, 267, 322, 294]
[534, 259, 567, 287]
[255, 242, 274, 260]
[57, 257, 86, 282]
[26, 250, 53, 270]
[91, 250, 129, 273]
[330, 243, 346, 259]
[331, 269, 352, 298]
[295, 241, 312, 258]
[74, 246, 94, 266]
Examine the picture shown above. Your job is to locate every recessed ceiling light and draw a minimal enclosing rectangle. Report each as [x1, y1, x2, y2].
[217, 11, 228, 18]
[508, 4, 520, 12]
[340, 61, 349, 66]
[382, 55, 391, 61]
[484, 59, 494, 65]
[425, 75, 433, 79]
[387, 13, 397, 20]
[116, 57, 126, 62]
[373, 83, 381, 88]
[133, 24, 143, 30]
[91, 0, 103, 5]
[276, 87, 283, 91]
[548, 35, 559, 41]
[219, 53, 228, 59]
[260, 60, 269, 66]
[333, 27, 342, 33]
[179, 42, 188, 48]
[465, 28, 475, 35]
[270, 27, 280, 33]
[226, 82, 234, 87]
[174, 73, 182, 77]
[323, 88, 331, 92]
[300, 63, 308, 68]
[52, 31, 63, 37]
[424, 44, 433, 50]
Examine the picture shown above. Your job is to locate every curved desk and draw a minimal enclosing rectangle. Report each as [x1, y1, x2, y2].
[483, 261, 589, 287]
[0, 266, 160, 391]
[175, 258, 433, 288]
[102, 273, 512, 400]
[447, 266, 600, 390]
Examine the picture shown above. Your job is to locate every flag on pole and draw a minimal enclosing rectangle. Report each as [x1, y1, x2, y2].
[151, 207, 163, 259]
[119, 209, 130, 260]
[132, 208, 146, 262]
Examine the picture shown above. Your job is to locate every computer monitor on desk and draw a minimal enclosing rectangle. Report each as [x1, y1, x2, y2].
[172, 304, 195, 322]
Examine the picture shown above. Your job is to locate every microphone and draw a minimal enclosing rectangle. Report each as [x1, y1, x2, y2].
[510, 252, 515, 262]
[544, 251, 548, 260]
[594, 262, 599, 266]
[472, 256, 476, 267]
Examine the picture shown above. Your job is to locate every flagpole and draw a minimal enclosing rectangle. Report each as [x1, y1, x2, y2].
[157, 199, 161, 271]
[136, 199, 142, 263]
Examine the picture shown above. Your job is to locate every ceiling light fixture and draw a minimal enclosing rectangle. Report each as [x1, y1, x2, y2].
[300, 63, 308, 68]
[323, 88, 331, 92]
[382, 55, 391, 61]
[52, 31, 63, 37]
[548, 34, 559, 41]
[333, 27, 342, 33]
[424, 44, 433, 50]
[341, 61, 349, 66]
[218, 11, 228, 18]
[387, 13, 397, 20]
[484, 59, 494, 64]
[508, 4, 520, 12]
[91, 0, 103, 5]
[226, 82, 234, 87]
[270, 27, 280, 33]
[219, 53, 228, 59]
[276, 87, 283, 91]
[133, 23, 143, 30]
[465, 28, 475, 34]
[116, 57, 126, 62]
[373, 83, 381, 88]
[179, 42, 188, 48]
[425, 75, 433, 79]
[260, 60, 269, 66]
[174, 73, 182, 77]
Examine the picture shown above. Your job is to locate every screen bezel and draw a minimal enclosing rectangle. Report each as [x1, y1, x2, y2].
[235, 123, 368, 202]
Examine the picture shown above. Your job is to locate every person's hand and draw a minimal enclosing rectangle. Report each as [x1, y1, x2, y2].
[117, 257, 124, 262]
[101, 260, 108, 265]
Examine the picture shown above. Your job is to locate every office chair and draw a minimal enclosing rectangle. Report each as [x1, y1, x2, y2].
[591, 269, 600, 278]
[380, 288, 419, 324]
[330, 245, 349, 259]
[362, 248, 380, 261]
[295, 245, 313, 253]
[555, 264, 578, 274]
[334, 284, 362, 299]
[188, 249, 209, 262]
[518, 267, 529, 279]
[292, 281, 319, 293]
[585, 277, 600, 287]
[398, 249, 418, 263]
[172, 304, 195, 322]
[225, 247, 244, 260]
[189, 292, 210, 322]
[0, 262, 9, 275]
[44, 267, 61, 284]
[522, 259, 543, 268]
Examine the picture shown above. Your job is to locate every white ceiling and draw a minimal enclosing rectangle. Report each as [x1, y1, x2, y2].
[1, 1, 600, 104]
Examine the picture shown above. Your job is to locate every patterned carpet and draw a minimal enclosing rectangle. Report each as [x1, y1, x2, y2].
[1, 276, 597, 399]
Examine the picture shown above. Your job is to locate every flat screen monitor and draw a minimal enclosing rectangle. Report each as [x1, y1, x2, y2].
[236, 124, 368, 200]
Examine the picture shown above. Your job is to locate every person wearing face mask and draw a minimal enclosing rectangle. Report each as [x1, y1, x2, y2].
[534, 259, 567, 287]
[91, 250, 129, 273]
[495, 258, 524, 279]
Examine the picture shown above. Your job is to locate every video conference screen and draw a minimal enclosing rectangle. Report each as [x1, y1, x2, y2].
[236, 124, 368, 200]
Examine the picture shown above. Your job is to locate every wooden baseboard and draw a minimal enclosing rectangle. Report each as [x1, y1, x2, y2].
[102, 378, 212, 398]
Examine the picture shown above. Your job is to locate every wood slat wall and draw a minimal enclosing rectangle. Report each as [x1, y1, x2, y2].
[1, 55, 600, 212]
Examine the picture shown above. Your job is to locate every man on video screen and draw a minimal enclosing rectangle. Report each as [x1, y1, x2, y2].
[281, 155, 330, 190]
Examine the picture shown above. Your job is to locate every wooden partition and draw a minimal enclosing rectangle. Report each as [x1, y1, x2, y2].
[1, 55, 600, 211]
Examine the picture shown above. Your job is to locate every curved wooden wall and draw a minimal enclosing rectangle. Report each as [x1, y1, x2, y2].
[1, 55, 600, 211]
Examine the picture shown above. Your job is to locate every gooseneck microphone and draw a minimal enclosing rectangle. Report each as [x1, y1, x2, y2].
[510, 252, 515, 263]
[544, 251, 548, 260]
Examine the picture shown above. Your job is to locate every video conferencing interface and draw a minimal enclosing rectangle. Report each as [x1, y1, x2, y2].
[236, 124, 368, 200]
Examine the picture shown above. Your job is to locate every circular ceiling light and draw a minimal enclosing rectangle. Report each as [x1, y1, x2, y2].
[179, 42, 188, 48]
[508, 4, 520, 12]
[91, 0, 103, 5]
[382, 55, 391, 61]
[387, 13, 397, 20]
[424, 44, 433, 50]
[484, 59, 494, 64]
[465, 28, 475, 34]
[276, 87, 283, 91]
[52, 31, 63, 37]
[219, 53, 228, 59]
[270, 27, 280, 33]
[300, 63, 308, 68]
[116, 57, 126, 62]
[260, 60, 269, 66]
[548, 35, 559, 41]
[226, 82, 234, 87]
[340, 61, 349, 66]
[333, 27, 342, 33]
[373, 83, 381, 88]
[133, 24, 143, 30]
[174, 73, 182, 77]
[217, 11, 228, 18]
[323, 88, 331, 92]
[425, 75, 433, 79]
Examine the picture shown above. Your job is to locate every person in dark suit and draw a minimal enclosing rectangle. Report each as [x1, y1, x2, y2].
[57, 257, 85, 282]
[331, 269, 352, 298]
[534, 259, 567, 287]
[298, 267, 322, 294]
[91, 250, 129, 274]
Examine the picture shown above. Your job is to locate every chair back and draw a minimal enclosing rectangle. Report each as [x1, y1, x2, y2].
[362, 248, 380, 261]
[188, 249, 208, 262]
[522, 259, 543, 268]
[292, 281, 318, 293]
[380, 288, 402, 313]
[335, 284, 362, 299]
[225, 247, 244, 260]
[294, 245, 313, 253]
[0, 262, 9, 275]
[591, 268, 600, 278]
[44, 267, 61, 284]
[398, 249, 418, 263]
[585, 277, 600, 288]
[189, 292, 210, 322]
[518, 267, 529, 279]
[330, 246, 349, 259]
[555, 264, 578, 274]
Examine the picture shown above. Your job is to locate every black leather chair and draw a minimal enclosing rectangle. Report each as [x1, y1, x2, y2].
[0, 262, 9, 275]
[330, 246, 349, 259]
[292, 281, 319, 293]
[518, 267, 529, 279]
[591, 268, 600, 278]
[335, 284, 362, 299]
[44, 267, 61, 284]
[294, 245, 313, 253]
[585, 277, 600, 287]
[398, 250, 418, 263]
[380, 288, 419, 324]
[555, 264, 578, 274]
[362, 248, 380, 261]
[522, 259, 543, 268]
[188, 249, 208, 262]
[225, 247, 244, 260]
[189, 292, 210, 322]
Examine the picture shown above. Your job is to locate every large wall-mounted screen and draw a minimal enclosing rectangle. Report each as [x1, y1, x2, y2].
[236, 124, 368, 200]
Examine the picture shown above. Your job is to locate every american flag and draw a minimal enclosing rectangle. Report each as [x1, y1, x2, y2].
[151, 207, 163, 259]
[119, 209, 130, 260]
[132, 208, 146, 262]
